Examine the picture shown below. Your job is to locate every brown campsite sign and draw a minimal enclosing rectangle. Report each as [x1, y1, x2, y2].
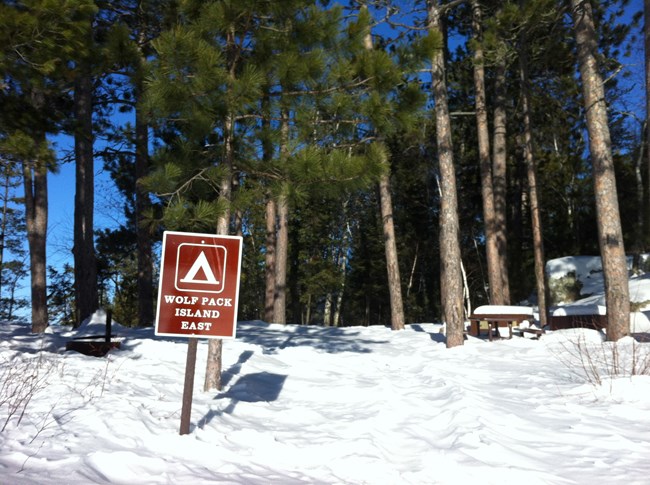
[155, 231, 243, 339]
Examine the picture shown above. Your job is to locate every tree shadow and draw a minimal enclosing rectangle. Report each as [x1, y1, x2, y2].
[6, 319, 391, 359]
[197, 371, 287, 430]
[0, 324, 69, 355]
[221, 350, 254, 387]
[409, 324, 446, 343]
[88, 321, 388, 356]
[234, 321, 388, 354]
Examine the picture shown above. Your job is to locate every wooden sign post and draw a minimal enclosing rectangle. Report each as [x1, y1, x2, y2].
[155, 231, 243, 434]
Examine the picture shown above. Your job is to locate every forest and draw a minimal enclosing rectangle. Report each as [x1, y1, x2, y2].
[0, 0, 646, 344]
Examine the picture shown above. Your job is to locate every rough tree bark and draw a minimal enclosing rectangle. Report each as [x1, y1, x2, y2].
[203, 109, 234, 391]
[471, 0, 503, 305]
[0, 168, 11, 295]
[361, 3, 405, 330]
[204, 23, 242, 391]
[428, 0, 464, 348]
[379, 174, 406, 330]
[634, 121, 645, 272]
[73, 67, 98, 326]
[519, 44, 548, 328]
[264, 196, 277, 323]
[23, 137, 48, 333]
[571, 0, 629, 340]
[273, 191, 289, 324]
[492, 51, 511, 304]
[135, 77, 154, 327]
[262, 88, 277, 324]
[641, 0, 650, 241]
[272, 109, 290, 325]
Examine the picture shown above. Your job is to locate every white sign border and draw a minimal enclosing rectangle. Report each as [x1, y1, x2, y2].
[155, 230, 243, 340]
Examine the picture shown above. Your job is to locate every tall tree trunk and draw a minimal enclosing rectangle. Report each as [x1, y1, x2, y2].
[641, 0, 650, 246]
[361, 4, 405, 330]
[264, 196, 276, 322]
[0, 170, 10, 296]
[571, 0, 629, 341]
[135, 78, 153, 327]
[273, 191, 289, 324]
[634, 122, 645, 271]
[379, 174, 405, 330]
[323, 294, 333, 326]
[428, 0, 464, 348]
[23, 138, 48, 333]
[204, 110, 234, 391]
[73, 68, 98, 327]
[204, 25, 241, 391]
[333, 200, 351, 328]
[492, 52, 511, 304]
[519, 45, 548, 328]
[133, 13, 154, 327]
[471, 0, 503, 305]
[273, 109, 290, 325]
[261, 87, 277, 323]
[333, 246, 348, 328]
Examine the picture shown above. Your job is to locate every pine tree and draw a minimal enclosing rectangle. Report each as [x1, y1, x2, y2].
[248, 2, 385, 325]
[0, 159, 28, 321]
[145, 0, 268, 390]
[358, 3, 405, 331]
[571, 0, 630, 340]
[470, 0, 503, 306]
[47, 264, 75, 325]
[519, 34, 548, 328]
[428, 0, 465, 347]
[0, 0, 95, 332]
[72, 7, 98, 327]
[0, 159, 24, 297]
[98, 0, 176, 327]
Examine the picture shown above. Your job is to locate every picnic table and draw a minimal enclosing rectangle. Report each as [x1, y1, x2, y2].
[66, 309, 121, 357]
[549, 304, 607, 331]
[468, 305, 534, 341]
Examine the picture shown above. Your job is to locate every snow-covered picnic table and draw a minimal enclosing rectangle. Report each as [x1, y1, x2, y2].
[467, 305, 534, 341]
[549, 304, 607, 331]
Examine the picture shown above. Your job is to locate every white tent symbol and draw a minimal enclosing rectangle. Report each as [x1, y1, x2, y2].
[179, 251, 220, 285]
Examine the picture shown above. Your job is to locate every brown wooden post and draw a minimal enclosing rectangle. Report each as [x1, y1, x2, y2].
[180, 338, 198, 435]
[105, 310, 112, 343]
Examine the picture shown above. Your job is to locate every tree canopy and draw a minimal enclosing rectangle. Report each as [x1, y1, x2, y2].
[0, 0, 644, 341]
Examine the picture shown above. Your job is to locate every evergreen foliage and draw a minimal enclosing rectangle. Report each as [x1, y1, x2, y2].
[0, 0, 644, 335]
[0, 160, 28, 322]
[47, 264, 75, 326]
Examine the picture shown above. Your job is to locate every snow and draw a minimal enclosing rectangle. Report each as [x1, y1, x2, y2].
[551, 304, 607, 316]
[2, 314, 650, 484]
[472, 305, 534, 315]
[547, 256, 650, 333]
[546, 255, 610, 297]
[2, 256, 650, 484]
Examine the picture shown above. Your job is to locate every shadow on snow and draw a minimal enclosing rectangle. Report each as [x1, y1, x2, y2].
[234, 321, 388, 354]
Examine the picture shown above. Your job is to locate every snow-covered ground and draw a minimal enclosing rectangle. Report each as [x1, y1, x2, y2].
[1, 317, 650, 484]
[1, 255, 650, 484]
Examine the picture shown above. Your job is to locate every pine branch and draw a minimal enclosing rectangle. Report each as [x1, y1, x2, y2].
[271, 77, 373, 97]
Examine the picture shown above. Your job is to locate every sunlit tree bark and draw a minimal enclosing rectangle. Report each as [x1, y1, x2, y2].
[361, 3, 405, 331]
[471, 0, 503, 305]
[519, 41, 548, 328]
[428, 0, 464, 347]
[492, 51, 511, 304]
[571, 0, 629, 341]
[23, 140, 48, 333]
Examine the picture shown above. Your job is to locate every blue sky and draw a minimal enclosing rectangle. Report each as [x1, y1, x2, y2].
[46, 138, 124, 271]
[42, 0, 645, 269]
[7, 0, 646, 317]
